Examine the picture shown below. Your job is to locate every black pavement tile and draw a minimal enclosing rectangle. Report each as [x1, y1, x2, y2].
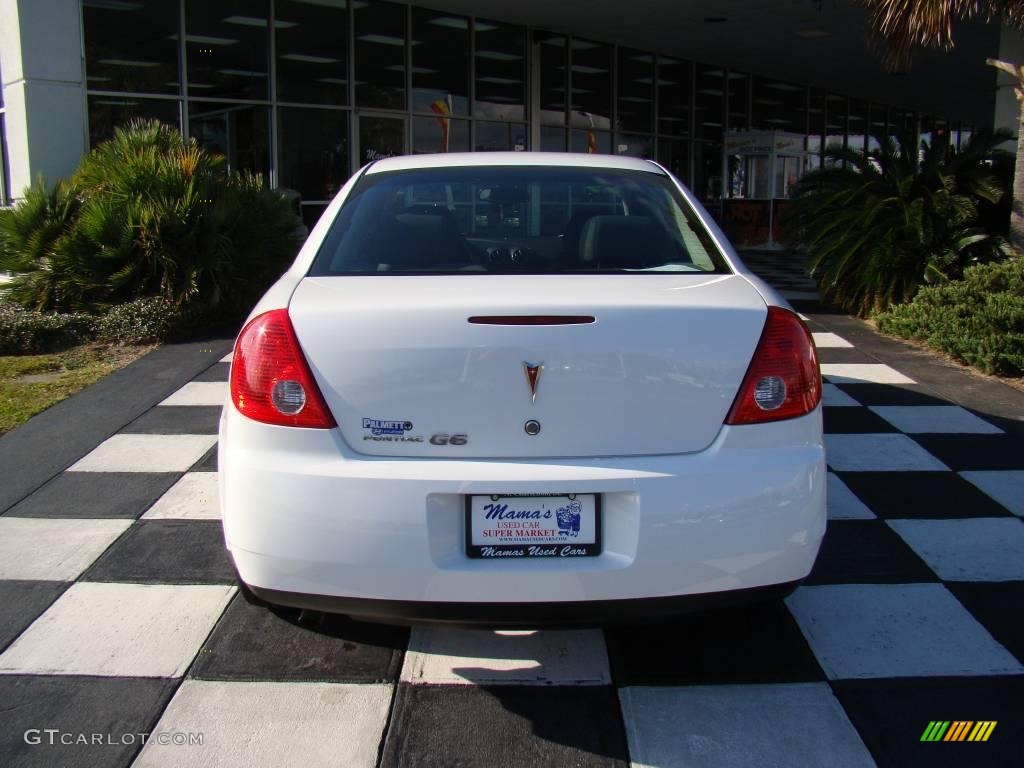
[805, 520, 937, 584]
[910, 435, 1024, 471]
[836, 471, 1013, 519]
[835, 383, 950, 407]
[82, 520, 233, 584]
[946, 582, 1024, 665]
[189, 592, 408, 682]
[604, 600, 824, 686]
[191, 363, 231, 382]
[380, 685, 628, 768]
[832, 677, 1024, 768]
[4, 472, 180, 519]
[120, 406, 222, 435]
[0, 581, 70, 653]
[191, 445, 218, 472]
[823, 406, 899, 434]
[0, 675, 178, 768]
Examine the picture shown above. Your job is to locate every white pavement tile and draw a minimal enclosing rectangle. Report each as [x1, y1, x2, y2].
[0, 582, 234, 678]
[813, 332, 853, 349]
[133, 680, 391, 768]
[798, 313, 810, 321]
[888, 518, 1024, 581]
[960, 471, 1024, 517]
[68, 434, 217, 473]
[870, 405, 1002, 435]
[821, 363, 916, 385]
[824, 434, 949, 472]
[827, 473, 875, 520]
[220, 352, 233, 363]
[786, 583, 1024, 679]
[822, 383, 860, 407]
[143, 472, 221, 520]
[0, 517, 131, 580]
[159, 381, 228, 407]
[619, 683, 874, 768]
[401, 627, 610, 685]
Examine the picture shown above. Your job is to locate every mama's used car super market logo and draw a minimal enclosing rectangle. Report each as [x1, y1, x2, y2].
[920, 721, 997, 742]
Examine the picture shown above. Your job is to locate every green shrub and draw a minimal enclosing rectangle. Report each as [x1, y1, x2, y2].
[782, 132, 1012, 317]
[0, 119, 303, 317]
[0, 301, 96, 355]
[875, 257, 1024, 376]
[95, 297, 187, 345]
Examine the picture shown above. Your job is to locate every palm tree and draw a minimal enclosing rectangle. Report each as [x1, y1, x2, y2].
[860, 0, 1024, 250]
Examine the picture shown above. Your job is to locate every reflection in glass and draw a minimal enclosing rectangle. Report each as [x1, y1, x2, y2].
[474, 20, 526, 121]
[571, 129, 610, 155]
[694, 65, 724, 142]
[868, 103, 887, 151]
[412, 9, 469, 115]
[617, 49, 653, 133]
[538, 33, 567, 127]
[84, 0, 180, 95]
[475, 122, 527, 151]
[658, 138, 690, 185]
[188, 101, 270, 178]
[727, 72, 748, 132]
[89, 96, 181, 148]
[616, 134, 653, 159]
[825, 93, 847, 154]
[358, 115, 405, 164]
[186, 0, 270, 101]
[848, 99, 867, 153]
[413, 116, 469, 153]
[570, 40, 612, 131]
[276, 0, 348, 106]
[693, 140, 723, 206]
[541, 126, 567, 151]
[751, 77, 806, 134]
[658, 58, 691, 137]
[277, 108, 349, 202]
[355, 1, 406, 110]
[807, 89, 825, 155]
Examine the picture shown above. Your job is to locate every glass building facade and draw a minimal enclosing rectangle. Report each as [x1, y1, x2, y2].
[81, 0, 969, 228]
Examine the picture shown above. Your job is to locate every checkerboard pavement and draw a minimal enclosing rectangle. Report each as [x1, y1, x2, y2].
[2, 259, 1023, 767]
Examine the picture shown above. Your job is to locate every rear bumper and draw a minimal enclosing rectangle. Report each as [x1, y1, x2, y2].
[220, 404, 826, 607]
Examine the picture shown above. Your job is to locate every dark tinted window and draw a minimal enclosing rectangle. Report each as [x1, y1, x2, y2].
[276, 0, 348, 105]
[84, 0, 180, 95]
[186, 0, 270, 100]
[309, 166, 729, 275]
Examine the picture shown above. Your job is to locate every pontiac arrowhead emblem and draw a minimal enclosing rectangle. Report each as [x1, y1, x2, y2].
[523, 362, 543, 403]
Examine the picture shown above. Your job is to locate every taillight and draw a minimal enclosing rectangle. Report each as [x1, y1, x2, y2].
[725, 306, 821, 425]
[229, 309, 336, 428]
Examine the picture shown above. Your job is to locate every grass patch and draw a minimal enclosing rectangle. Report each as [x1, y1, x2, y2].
[0, 343, 153, 436]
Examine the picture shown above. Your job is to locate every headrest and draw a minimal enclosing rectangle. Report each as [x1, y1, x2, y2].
[577, 215, 669, 268]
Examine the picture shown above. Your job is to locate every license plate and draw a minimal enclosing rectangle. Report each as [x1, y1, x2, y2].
[465, 494, 601, 559]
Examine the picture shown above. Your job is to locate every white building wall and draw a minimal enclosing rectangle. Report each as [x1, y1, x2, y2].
[0, 0, 87, 198]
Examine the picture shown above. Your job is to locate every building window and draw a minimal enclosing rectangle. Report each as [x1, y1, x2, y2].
[88, 96, 182, 148]
[188, 101, 270, 178]
[412, 9, 469, 116]
[474, 19, 526, 122]
[694, 65, 724, 142]
[537, 32, 567, 128]
[570, 39, 612, 138]
[475, 121, 527, 151]
[726, 71, 748, 132]
[277, 107, 349, 202]
[658, 57, 691, 138]
[617, 48, 653, 134]
[354, 0, 406, 110]
[825, 93, 847, 154]
[848, 99, 867, 153]
[83, 0, 180, 95]
[186, 0, 270, 101]
[751, 77, 806, 134]
[276, 0, 348, 106]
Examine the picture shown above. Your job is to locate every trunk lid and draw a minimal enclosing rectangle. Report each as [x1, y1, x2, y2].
[288, 274, 767, 458]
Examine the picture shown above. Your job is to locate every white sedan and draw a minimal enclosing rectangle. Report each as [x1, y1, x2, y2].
[220, 152, 825, 625]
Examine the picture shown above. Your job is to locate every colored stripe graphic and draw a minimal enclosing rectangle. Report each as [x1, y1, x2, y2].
[921, 721, 950, 741]
[921, 720, 996, 742]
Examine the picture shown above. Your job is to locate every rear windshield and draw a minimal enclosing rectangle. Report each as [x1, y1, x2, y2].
[309, 166, 731, 275]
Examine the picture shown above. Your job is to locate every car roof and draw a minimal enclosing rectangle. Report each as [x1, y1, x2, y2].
[364, 152, 666, 175]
